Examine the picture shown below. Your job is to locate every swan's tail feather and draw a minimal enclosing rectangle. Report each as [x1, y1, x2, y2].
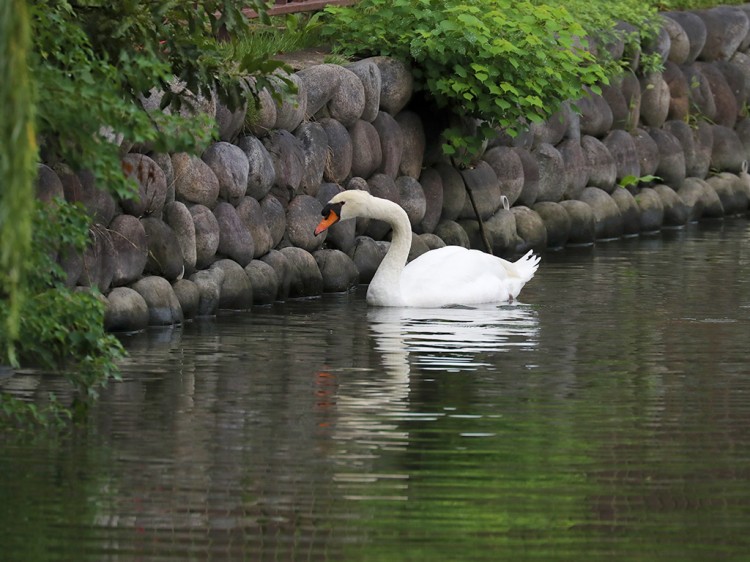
[512, 250, 540, 282]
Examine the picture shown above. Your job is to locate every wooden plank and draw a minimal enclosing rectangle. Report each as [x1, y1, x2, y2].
[244, 0, 356, 18]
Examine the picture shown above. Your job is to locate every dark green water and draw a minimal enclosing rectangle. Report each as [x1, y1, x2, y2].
[2, 219, 750, 561]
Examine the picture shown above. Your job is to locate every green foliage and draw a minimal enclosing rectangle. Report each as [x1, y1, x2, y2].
[321, 0, 610, 166]
[30, 0, 288, 200]
[537, 0, 660, 69]
[0, 200, 125, 429]
[1, 0, 300, 430]
[223, 12, 324, 61]
[619, 174, 662, 188]
[0, 0, 36, 363]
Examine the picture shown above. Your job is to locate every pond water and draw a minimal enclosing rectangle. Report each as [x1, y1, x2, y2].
[2, 219, 750, 561]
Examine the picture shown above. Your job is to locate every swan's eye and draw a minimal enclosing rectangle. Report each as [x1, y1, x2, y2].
[321, 202, 343, 218]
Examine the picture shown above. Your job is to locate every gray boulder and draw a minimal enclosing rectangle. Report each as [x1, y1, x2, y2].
[201, 142, 249, 206]
[603, 130, 640, 184]
[706, 173, 749, 215]
[582, 135, 617, 193]
[151, 153, 175, 205]
[578, 187, 623, 240]
[80, 227, 115, 291]
[260, 249, 291, 301]
[365, 174, 400, 239]
[314, 249, 359, 293]
[710, 125, 745, 173]
[696, 62, 738, 128]
[264, 129, 305, 205]
[259, 194, 286, 249]
[189, 204, 220, 269]
[286, 194, 325, 252]
[681, 64, 717, 121]
[297, 63, 341, 115]
[611, 187, 642, 236]
[244, 85, 277, 138]
[696, 7, 749, 61]
[416, 168, 443, 234]
[245, 259, 279, 305]
[295, 122, 328, 196]
[210, 258, 253, 310]
[662, 61, 689, 122]
[662, 15, 690, 65]
[163, 201, 197, 275]
[121, 153, 168, 217]
[434, 162, 465, 221]
[512, 147, 541, 206]
[483, 146, 524, 205]
[237, 134, 276, 201]
[189, 269, 224, 316]
[577, 87, 613, 137]
[557, 138, 589, 200]
[459, 161, 501, 220]
[346, 60, 382, 122]
[512, 206, 547, 253]
[639, 73, 670, 128]
[214, 201, 255, 266]
[236, 196, 274, 259]
[396, 111, 426, 178]
[109, 215, 148, 287]
[664, 11, 706, 64]
[648, 128, 686, 188]
[533, 201, 571, 249]
[172, 278, 200, 320]
[35, 164, 64, 203]
[328, 66, 366, 126]
[215, 96, 246, 143]
[663, 120, 707, 180]
[419, 233, 446, 250]
[601, 81, 630, 130]
[273, 73, 307, 131]
[279, 246, 324, 298]
[349, 236, 387, 284]
[171, 152, 220, 208]
[104, 287, 149, 332]
[367, 56, 413, 115]
[372, 111, 404, 179]
[397, 176, 427, 227]
[320, 118, 353, 184]
[131, 275, 183, 326]
[141, 217, 184, 281]
[677, 178, 707, 221]
[349, 120, 382, 178]
[636, 188, 665, 232]
[560, 200, 596, 245]
[434, 220, 470, 249]
[631, 128, 660, 179]
[534, 143, 566, 202]
[57, 166, 116, 226]
[653, 184, 689, 227]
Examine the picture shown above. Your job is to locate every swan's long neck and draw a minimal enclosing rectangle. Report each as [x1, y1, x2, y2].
[366, 198, 412, 306]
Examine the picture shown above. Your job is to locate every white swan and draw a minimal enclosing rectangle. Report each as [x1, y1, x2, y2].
[314, 190, 540, 307]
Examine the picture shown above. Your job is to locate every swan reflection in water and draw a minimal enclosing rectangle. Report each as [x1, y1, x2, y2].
[368, 304, 540, 375]
[330, 305, 540, 492]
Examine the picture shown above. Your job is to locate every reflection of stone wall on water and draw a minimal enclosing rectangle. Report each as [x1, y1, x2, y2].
[34, 7, 750, 332]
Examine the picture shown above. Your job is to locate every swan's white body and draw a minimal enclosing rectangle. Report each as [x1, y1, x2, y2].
[316, 190, 540, 307]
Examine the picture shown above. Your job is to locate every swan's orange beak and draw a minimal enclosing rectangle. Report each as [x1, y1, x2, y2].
[315, 209, 340, 235]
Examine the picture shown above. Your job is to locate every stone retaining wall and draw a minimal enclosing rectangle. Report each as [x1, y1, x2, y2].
[36, 6, 750, 331]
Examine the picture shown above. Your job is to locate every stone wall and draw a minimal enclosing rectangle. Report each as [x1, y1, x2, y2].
[35, 6, 750, 331]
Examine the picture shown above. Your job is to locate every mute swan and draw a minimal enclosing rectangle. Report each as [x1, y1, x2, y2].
[314, 190, 540, 307]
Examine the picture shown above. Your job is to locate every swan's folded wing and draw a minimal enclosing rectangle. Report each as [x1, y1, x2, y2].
[400, 247, 515, 306]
